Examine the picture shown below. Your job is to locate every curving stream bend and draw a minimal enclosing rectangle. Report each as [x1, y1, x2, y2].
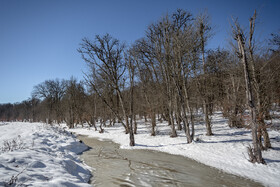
[78, 135, 263, 187]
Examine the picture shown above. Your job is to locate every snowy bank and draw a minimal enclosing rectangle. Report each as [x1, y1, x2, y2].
[68, 112, 280, 187]
[0, 122, 91, 187]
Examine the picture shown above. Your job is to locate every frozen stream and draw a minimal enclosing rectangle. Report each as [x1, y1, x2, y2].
[78, 135, 263, 187]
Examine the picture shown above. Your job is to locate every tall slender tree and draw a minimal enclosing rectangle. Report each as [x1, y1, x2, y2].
[232, 14, 265, 164]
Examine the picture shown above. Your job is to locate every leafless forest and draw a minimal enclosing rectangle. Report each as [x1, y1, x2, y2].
[1, 10, 279, 164]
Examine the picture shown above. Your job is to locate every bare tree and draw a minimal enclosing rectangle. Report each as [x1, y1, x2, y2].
[246, 11, 271, 150]
[62, 77, 86, 128]
[126, 50, 136, 146]
[78, 34, 129, 132]
[169, 9, 194, 142]
[79, 33, 137, 146]
[196, 11, 213, 136]
[232, 14, 265, 164]
[32, 79, 66, 124]
[133, 40, 160, 136]
[84, 93, 98, 131]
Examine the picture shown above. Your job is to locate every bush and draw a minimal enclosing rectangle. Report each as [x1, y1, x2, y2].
[1, 135, 25, 152]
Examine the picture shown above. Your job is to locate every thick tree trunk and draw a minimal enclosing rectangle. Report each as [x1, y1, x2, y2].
[203, 100, 213, 136]
[168, 102, 177, 137]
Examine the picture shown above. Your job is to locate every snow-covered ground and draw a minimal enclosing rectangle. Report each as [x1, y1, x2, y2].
[0, 122, 91, 187]
[1, 112, 279, 187]
[67, 112, 280, 187]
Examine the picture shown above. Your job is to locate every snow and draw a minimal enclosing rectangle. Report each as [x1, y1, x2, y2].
[0, 122, 91, 187]
[67, 112, 280, 187]
[1, 112, 279, 187]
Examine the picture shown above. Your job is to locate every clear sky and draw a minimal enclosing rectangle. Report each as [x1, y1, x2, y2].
[0, 0, 279, 104]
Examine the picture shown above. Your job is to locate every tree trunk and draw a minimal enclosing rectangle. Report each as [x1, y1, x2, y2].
[133, 114, 137, 134]
[235, 25, 265, 164]
[168, 100, 177, 137]
[183, 78, 195, 140]
[190, 110, 195, 140]
[175, 96, 182, 131]
[181, 101, 192, 143]
[129, 116, 135, 146]
[128, 57, 135, 146]
[116, 89, 130, 134]
[259, 118, 271, 149]
[151, 111, 156, 136]
[203, 100, 213, 135]
[91, 117, 98, 131]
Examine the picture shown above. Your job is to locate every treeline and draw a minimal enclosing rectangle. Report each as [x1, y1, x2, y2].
[0, 9, 279, 162]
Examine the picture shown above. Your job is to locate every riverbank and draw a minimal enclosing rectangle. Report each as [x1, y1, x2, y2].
[68, 112, 280, 187]
[0, 122, 91, 186]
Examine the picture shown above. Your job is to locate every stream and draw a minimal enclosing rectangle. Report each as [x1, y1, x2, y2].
[78, 135, 263, 187]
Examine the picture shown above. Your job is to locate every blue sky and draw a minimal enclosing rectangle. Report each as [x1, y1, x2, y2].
[0, 0, 279, 103]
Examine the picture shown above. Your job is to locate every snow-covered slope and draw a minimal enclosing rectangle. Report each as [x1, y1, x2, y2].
[0, 122, 91, 187]
[68, 112, 280, 187]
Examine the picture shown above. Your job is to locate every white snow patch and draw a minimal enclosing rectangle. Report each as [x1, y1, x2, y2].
[0, 122, 91, 187]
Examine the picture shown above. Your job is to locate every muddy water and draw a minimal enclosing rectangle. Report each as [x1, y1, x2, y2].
[78, 135, 263, 187]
